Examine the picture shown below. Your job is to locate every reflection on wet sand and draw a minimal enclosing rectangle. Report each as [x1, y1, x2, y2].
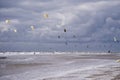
[0, 53, 120, 80]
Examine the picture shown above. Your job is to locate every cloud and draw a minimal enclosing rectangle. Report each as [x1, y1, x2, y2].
[0, 0, 120, 51]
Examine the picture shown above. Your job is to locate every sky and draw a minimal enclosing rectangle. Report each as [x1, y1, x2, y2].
[0, 0, 120, 52]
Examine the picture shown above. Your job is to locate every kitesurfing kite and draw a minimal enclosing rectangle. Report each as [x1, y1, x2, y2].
[113, 37, 117, 42]
[13, 29, 17, 33]
[113, 37, 119, 43]
[58, 36, 60, 38]
[73, 35, 76, 38]
[64, 29, 66, 32]
[116, 59, 120, 63]
[43, 14, 48, 18]
[5, 19, 10, 24]
[31, 25, 35, 31]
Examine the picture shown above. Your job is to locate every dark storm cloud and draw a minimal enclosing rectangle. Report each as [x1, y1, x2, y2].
[0, 0, 20, 8]
[0, 0, 120, 51]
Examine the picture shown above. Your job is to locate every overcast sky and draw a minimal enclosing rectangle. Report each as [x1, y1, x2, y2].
[0, 0, 120, 52]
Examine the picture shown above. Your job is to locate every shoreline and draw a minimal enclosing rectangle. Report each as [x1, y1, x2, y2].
[0, 53, 120, 80]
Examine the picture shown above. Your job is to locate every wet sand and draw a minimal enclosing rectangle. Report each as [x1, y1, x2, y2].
[0, 53, 120, 80]
[112, 74, 120, 80]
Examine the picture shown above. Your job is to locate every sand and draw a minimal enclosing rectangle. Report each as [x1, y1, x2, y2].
[0, 52, 120, 80]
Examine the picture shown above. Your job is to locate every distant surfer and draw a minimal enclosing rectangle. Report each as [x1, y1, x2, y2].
[108, 50, 111, 53]
[34, 52, 36, 55]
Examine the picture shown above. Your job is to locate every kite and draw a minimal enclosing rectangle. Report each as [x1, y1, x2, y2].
[13, 29, 17, 33]
[5, 19, 10, 24]
[113, 37, 119, 43]
[116, 59, 120, 63]
[43, 14, 48, 18]
[87, 45, 89, 48]
[58, 36, 60, 38]
[113, 37, 117, 42]
[73, 35, 76, 38]
[31, 25, 35, 31]
[64, 29, 66, 32]
[65, 42, 68, 45]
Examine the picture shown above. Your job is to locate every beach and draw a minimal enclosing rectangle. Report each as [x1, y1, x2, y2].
[0, 52, 120, 80]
